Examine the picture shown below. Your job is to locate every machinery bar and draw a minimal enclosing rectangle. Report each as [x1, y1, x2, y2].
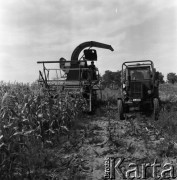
[37, 60, 87, 64]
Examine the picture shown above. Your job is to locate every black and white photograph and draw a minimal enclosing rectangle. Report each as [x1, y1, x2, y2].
[0, 0, 177, 179]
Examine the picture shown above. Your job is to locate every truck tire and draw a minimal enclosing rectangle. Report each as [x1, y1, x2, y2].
[117, 99, 124, 120]
[153, 98, 159, 120]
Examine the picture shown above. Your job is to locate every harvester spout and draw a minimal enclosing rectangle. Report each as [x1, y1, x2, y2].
[71, 41, 114, 61]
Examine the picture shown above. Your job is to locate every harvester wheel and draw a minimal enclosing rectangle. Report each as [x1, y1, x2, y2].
[153, 98, 159, 120]
[117, 99, 124, 120]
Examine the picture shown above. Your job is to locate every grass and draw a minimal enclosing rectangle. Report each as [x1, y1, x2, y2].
[97, 88, 121, 105]
[99, 83, 177, 106]
[159, 83, 177, 102]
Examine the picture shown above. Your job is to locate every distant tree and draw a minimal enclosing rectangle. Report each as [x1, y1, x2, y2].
[167, 72, 177, 84]
[101, 70, 121, 89]
[101, 70, 112, 87]
[158, 72, 165, 84]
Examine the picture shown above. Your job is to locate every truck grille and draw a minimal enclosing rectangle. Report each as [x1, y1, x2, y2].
[129, 82, 143, 99]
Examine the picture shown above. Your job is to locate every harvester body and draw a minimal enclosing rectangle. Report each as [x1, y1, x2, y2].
[37, 41, 114, 112]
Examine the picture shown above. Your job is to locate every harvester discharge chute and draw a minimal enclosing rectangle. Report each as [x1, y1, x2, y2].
[66, 41, 114, 81]
[37, 41, 114, 112]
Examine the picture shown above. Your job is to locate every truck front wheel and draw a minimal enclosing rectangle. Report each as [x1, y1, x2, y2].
[117, 99, 124, 120]
[153, 98, 159, 120]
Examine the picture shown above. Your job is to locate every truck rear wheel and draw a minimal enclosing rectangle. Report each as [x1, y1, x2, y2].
[153, 98, 159, 120]
[117, 99, 124, 120]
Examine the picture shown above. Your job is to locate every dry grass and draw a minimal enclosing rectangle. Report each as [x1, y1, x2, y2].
[97, 88, 121, 105]
[159, 83, 177, 102]
[101, 88, 121, 100]
[99, 83, 177, 105]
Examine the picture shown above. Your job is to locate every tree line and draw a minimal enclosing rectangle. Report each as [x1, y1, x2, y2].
[101, 70, 177, 89]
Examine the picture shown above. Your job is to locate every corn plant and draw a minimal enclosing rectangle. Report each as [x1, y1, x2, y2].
[0, 82, 88, 179]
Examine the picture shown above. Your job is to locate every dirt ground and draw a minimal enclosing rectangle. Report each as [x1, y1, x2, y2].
[45, 106, 177, 180]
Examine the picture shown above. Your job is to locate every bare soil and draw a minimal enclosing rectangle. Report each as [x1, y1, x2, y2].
[46, 106, 177, 180]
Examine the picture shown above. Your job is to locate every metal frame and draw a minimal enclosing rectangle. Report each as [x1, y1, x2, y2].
[37, 60, 101, 112]
[37, 41, 114, 112]
[121, 60, 155, 91]
[120, 60, 158, 112]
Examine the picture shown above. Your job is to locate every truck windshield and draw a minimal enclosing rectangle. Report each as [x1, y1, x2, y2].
[130, 68, 150, 80]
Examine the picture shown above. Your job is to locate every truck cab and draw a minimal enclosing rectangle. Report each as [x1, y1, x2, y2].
[118, 60, 160, 120]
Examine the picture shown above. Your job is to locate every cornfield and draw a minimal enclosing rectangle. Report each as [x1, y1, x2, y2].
[1, 81, 177, 179]
[0, 81, 88, 179]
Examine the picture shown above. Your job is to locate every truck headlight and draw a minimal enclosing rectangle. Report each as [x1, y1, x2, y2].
[148, 90, 152, 94]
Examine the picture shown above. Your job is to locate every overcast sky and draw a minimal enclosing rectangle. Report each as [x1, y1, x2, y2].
[0, 0, 177, 83]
